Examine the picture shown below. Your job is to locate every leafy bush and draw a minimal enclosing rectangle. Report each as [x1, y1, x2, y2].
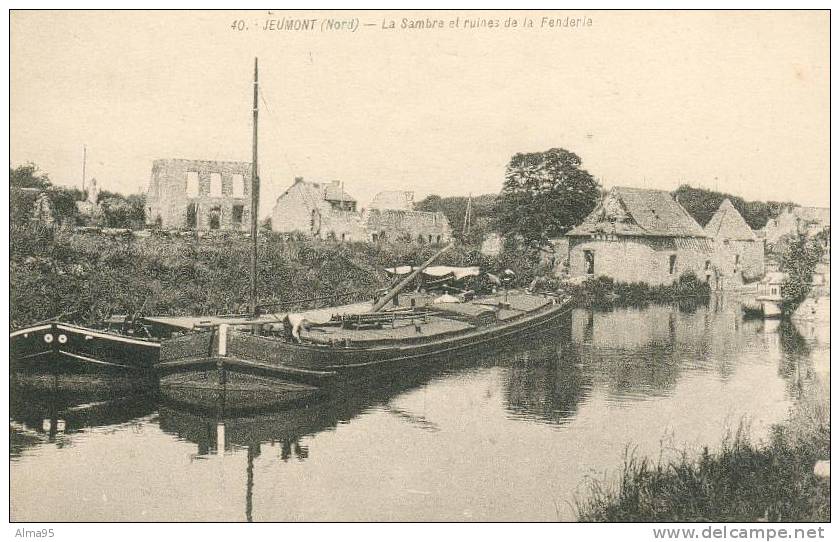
[567, 272, 710, 308]
[780, 233, 825, 315]
[9, 226, 537, 328]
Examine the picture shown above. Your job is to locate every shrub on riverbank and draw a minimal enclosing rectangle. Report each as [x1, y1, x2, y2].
[9, 225, 536, 328]
[567, 272, 711, 308]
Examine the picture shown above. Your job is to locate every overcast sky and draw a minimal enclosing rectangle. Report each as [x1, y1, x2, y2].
[11, 10, 829, 215]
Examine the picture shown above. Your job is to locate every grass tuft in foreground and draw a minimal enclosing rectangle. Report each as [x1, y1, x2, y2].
[577, 410, 830, 522]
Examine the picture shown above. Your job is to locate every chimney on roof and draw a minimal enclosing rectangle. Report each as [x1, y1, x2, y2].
[294, 176, 304, 184]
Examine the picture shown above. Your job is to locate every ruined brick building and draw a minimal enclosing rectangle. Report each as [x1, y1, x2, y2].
[271, 177, 452, 243]
[145, 159, 252, 231]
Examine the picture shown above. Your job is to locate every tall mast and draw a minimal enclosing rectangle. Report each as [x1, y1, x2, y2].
[249, 58, 260, 315]
[463, 193, 472, 236]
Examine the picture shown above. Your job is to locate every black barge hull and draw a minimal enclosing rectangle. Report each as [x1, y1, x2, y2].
[156, 298, 574, 388]
[10, 322, 160, 375]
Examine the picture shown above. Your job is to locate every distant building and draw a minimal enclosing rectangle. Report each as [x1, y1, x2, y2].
[270, 178, 452, 243]
[763, 206, 830, 247]
[368, 190, 415, 211]
[32, 191, 55, 225]
[271, 177, 365, 241]
[704, 199, 765, 288]
[145, 159, 252, 231]
[364, 208, 451, 244]
[75, 177, 103, 222]
[566, 186, 713, 286]
[480, 232, 504, 257]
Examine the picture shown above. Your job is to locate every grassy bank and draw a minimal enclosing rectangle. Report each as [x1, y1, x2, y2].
[576, 380, 830, 522]
[9, 225, 545, 329]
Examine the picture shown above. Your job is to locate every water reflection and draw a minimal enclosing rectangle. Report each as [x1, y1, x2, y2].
[9, 297, 827, 521]
[10, 384, 156, 457]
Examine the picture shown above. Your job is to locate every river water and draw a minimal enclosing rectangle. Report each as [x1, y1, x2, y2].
[10, 297, 829, 521]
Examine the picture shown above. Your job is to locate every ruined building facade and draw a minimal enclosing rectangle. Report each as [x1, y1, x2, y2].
[271, 178, 452, 244]
[145, 159, 252, 231]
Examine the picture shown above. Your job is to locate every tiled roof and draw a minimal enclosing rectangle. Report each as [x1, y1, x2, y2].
[323, 183, 356, 202]
[704, 199, 757, 241]
[568, 186, 707, 238]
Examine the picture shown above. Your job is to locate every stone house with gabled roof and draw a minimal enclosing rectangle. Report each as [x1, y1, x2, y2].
[566, 186, 714, 286]
[271, 177, 365, 241]
[270, 178, 452, 244]
[704, 198, 765, 288]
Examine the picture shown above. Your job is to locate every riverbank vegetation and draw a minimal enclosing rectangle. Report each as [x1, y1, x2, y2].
[9, 224, 546, 329]
[672, 185, 793, 230]
[577, 372, 830, 522]
[577, 427, 829, 521]
[567, 272, 711, 308]
[780, 231, 828, 315]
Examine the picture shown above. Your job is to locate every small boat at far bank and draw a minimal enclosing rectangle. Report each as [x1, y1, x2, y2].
[741, 271, 786, 319]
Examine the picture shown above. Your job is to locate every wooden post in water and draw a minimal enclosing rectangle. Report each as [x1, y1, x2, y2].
[217, 323, 228, 385]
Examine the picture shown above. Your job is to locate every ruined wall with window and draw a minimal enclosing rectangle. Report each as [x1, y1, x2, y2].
[271, 179, 453, 244]
[568, 236, 713, 286]
[145, 159, 251, 231]
[363, 208, 452, 244]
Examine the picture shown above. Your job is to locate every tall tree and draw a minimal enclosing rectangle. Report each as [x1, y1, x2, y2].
[10, 163, 52, 190]
[10, 163, 84, 226]
[415, 193, 497, 244]
[780, 232, 825, 314]
[496, 148, 600, 246]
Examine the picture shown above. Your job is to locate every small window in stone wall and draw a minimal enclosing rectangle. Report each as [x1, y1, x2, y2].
[232, 174, 245, 197]
[210, 173, 223, 197]
[186, 171, 200, 197]
[669, 254, 677, 275]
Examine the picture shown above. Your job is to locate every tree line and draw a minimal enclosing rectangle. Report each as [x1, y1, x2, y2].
[10, 163, 145, 229]
[418, 148, 795, 247]
[12, 155, 796, 239]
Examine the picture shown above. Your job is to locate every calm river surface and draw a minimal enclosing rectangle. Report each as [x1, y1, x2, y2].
[10, 297, 829, 521]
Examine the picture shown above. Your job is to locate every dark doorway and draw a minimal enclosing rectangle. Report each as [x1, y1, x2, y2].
[232, 205, 244, 226]
[584, 250, 595, 275]
[186, 203, 197, 228]
[209, 206, 221, 230]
